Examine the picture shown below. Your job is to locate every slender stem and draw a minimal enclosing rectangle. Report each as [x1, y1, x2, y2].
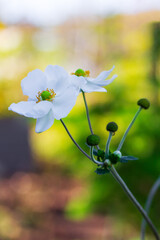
[141, 176, 160, 240]
[110, 166, 160, 240]
[105, 132, 112, 156]
[60, 119, 91, 161]
[90, 146, 103, 165]
[82, 91, 94, 134]
[117, 107, 142, 151]
[82, 91, 100, 150]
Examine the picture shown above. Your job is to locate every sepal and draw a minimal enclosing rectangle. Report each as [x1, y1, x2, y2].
[93, 149, 105, 161]
[120, 156, 138, 163]
[95, 168, 110, 175]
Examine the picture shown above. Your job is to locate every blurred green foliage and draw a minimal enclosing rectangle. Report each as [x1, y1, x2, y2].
[0, 12, 160, 239]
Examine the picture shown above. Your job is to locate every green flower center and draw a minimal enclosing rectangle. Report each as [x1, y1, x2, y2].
[41, 91, 51, 100]
[75, 69, 86, 77]
[36, 89, 56, 103]
[72, 69, 90, 77]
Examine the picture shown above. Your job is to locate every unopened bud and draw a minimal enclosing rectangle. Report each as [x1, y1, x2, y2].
[137, 98, 150, 110]
[113, 150, 122, 158]
[109, 150, 122, 164]
[106, 122, 118, 133]
[86, 134, 100, 146]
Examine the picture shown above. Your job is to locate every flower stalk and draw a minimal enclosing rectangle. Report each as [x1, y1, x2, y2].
[90, 146, 103, 165]
[110, 166, 160, 240]
[105, 131, 112, 156]
[141, 176, 160, 240]
[117, 107, 142, 151]
[82, 91, 94, 135]
[60, 119, 91, 161]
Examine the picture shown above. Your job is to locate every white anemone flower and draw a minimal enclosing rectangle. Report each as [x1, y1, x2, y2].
[9, 65, 79, 133]
[70, 66, 117, 93]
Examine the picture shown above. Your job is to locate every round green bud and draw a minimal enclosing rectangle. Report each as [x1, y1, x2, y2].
[75, 68, 85, 77]
[86, 134, 100, 146]
[109, 150, 122, 164]
[106, 122, 118, 132]
[137, 98, 150, 110]
[113, 150, 122, 158]
[41, 91, 51, 100]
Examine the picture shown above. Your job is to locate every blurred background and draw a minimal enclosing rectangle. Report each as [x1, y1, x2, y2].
[0, 0, 160, 239]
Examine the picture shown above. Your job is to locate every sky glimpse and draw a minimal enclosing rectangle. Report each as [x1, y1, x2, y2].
[0, 0, 160, 26]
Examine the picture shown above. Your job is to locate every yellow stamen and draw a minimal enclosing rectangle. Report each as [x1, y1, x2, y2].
[36, 88, 56, 103]
[85, 70, 90, 77]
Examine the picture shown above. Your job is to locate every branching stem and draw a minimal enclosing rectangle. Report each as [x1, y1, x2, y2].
[82, 91, 94, 135]
[117, 107, 142, 151]
[141, 176, 160, 240]
[110, 166, 160, 240]
[60, 119, 91, 161]
[105, 131, 112, 156]
[90, 146, 103, 165]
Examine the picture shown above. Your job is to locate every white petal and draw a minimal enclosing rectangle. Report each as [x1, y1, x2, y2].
[30, 101, 53, 118]
[69, 75, 86, 91]
[35, 110, 54, 133]
[8, 101, 36, 118]
[8, 100, 53, 119]
[93, 74, 117, 86]
[52, 86, 78, 120]
[21, 69, 47, 100]
[81, 82, 107, 93]
[45, 65, 69, 94]
[93, 66, 115, 82]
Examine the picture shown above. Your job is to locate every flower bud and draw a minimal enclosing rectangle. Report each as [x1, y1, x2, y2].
[137, 98, 150, 110]
[109, 150, 122, 164]
[106, 122, 118, 132]
[86, 134, 100, 146]
[113, 150, 122, 158]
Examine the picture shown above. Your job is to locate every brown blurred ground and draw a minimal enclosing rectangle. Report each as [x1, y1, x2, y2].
[0, 172, 114, 240]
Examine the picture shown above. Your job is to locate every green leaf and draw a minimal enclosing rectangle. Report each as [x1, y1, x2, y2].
[95, 168, 110, 175]
[120, 156, 138, 163]
[119, 158, 128, 163]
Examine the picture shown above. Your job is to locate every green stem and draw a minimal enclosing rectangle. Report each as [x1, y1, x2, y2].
[90, 146, 103, 165]
[105, 131, 112, 156]
[61, 119, 102, 166]
[60, 119, 91, 161]
[110, 166, 160, 240]
[82, 91, 94, 135]
[141, 176, 160, 240]
[117, 107, 142, 151]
